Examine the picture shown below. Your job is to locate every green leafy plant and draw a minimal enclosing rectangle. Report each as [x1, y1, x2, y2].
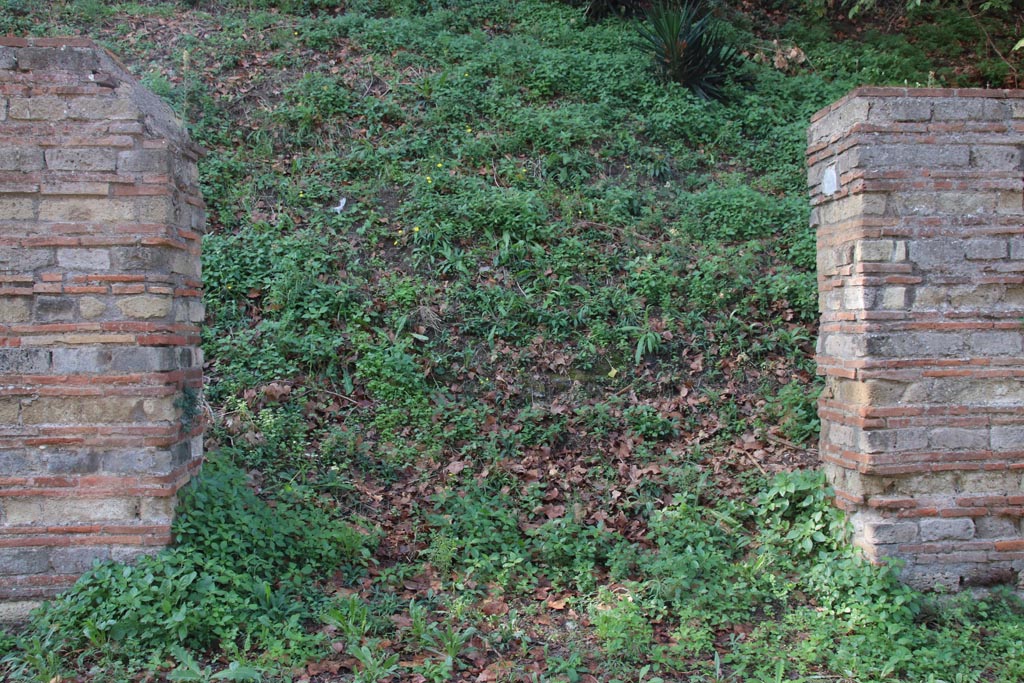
[637, 1, 742, 100]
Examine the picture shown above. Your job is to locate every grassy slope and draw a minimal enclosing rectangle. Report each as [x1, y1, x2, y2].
[2, 1, 1024, 681]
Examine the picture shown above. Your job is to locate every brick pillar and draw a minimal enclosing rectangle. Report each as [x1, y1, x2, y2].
[808, 87, 1024, 590]
[0, 38, 205, 611]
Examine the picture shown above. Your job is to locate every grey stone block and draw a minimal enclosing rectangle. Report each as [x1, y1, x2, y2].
[0, 348, 51, 374]
[34, 295, 76, 322]
[920, 518, 975, 542]
[16, 47, 99, 73]
[991, 426, 1024, 452]
[101, 449, 174, 475]
[50, 547, 110, 574]
[46, 451, 100, 475]
[0, 549, 51, 577]
[864, 521, 919, 545]
[0, 47, 15, 70]
[50, 347, 110, 374]
[928, 427, 989, 451]
[965, 239, 1009, 260]
[110, 246, 173, 272]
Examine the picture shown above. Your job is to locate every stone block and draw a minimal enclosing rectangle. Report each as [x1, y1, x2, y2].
[78, 296, 107, 319]
[111, 246, 173, 272]
[187, 301, 205, 323]
[822, 333, 867, 359]
[971, 145, 1022, 170]
[861, 143, 970, 169]
[33, 295, 76, 322]
[893, 472, 956, 495]
[0, 452, 30, 476]
[965, 239, 1008, 260]
[45, 148, 118, 172]
[919, 518, 975, 542]
[0, 549, 51, 577]
[140, 396, 178, 422]
[20, 396, 146, 425]
[864, 521, 919, 545]
[866, 332, 964, 358]
[140, 496, 177, 522]
[116, 295, 172, 319]
[117, 149, 170, 174]
[101, 449, 174, 475]
[881, 286, 907, 309]
[16, 46, 99, 73]
[0, 398, 20, 424]
[44, 451, 100, 475]
[974, 516, 1018, 539]
[38, 198, 136, 223]
[0, 146, 44, 171]
[0, 246, 53, 272]
[927, 427, 989, 451]
[57, 248, 111, 271]
[49, 346, 110, 374]
[0, 197, 36, 221]
[958, 470, 1019, 492]
[991, 426, 1024, 452]
[170, 250, 201, 278]
[855, 239, 895, 262]
[873, 97, 932, 122]
[0, 296, 31, 323]
[949, 285, 1003, 309]
[66, 96, 139, 121]
[50, 547, 110, 574]
[3, 497, 139, 525]
[932, 98, 989, 120]
[135, 196, 176, 224]
[831, 377, 906, 406]
[996, 190, 1023, 215]
[893, 428, 929, 452]
[0, 47, 14, 70]
[0, 348, 50, 374]
[968, 331, 1022, 356]
[7, 96, 67, 120]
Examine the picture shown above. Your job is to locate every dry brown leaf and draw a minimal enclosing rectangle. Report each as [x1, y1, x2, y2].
[477, 660, 514, 682]
[481, 598, 509, 616]
[546, 596, 568, 610]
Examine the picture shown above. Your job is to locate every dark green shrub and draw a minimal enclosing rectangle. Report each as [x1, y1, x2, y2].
[584, 0, 649, 20]
[637, 1, 741, 100]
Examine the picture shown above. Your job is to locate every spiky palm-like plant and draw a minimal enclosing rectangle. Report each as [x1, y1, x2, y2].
[637, 1, 740, 101]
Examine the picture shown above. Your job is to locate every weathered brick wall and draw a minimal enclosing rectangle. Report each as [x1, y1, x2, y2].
[0, 37, 205, 611]
[808, 87, 1024, 590]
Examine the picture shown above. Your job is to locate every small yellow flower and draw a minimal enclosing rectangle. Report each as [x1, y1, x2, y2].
[394, 240, 399, 245]
[413, 226, 420, 232]
[426, 176, 433, 183]
[437, 163, 443, 168]
[466, 127, 472, 133]
[398, 229, 404, 234]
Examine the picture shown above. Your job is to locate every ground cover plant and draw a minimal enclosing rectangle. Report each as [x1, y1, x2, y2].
[2, 0, 1024, 681]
